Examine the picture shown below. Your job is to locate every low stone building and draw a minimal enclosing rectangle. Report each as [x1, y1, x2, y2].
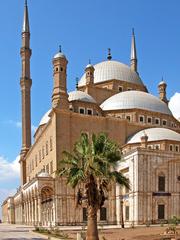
[2, 2, 180, 226]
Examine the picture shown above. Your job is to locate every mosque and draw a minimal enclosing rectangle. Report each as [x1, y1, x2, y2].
[2, 2, 180, 226]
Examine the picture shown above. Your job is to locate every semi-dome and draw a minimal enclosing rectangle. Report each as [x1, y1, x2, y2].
[100, 90, 172, 115]
[127, 128, 180, 144]
[38, 171, 50, 177]
[39, 109, 51, 126]
[68, 90, 96, 103]
[78, 60, 144, 86]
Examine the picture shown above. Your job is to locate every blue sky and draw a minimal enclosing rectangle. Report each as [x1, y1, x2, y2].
[0, 0, 180, 211]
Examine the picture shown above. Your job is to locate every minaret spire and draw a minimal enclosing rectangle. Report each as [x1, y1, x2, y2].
[20, 0, 32, 185]
[130, 28, 138, 72]
[22, 0, 30, 33]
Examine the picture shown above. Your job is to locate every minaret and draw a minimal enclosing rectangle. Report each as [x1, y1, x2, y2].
[52, 46, 69, 109]
[130, 28, 138, 72]
[158, 78, 168, 104]
[19, 0, 32, 185]
[85, 60, 95, 85]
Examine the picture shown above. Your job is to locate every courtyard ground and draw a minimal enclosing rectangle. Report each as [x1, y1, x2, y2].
[1, 223, 180, 240]
[58, 225, 180, 240]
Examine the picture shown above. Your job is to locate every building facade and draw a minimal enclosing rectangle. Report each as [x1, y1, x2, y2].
[2, 2, 180, 226]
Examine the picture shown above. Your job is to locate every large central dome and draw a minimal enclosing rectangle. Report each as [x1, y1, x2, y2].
[78, 60, 144, 86]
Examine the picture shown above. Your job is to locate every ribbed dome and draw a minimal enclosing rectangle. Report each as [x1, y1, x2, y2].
[78, 60, 144, 86]
[100, 90, 172, 115]
[68, 90, 96, 103]
[127, 128, 180, 144]
[39, 109, 51, 126]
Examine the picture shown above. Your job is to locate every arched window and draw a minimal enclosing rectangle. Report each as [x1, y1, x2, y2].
[100, 207, 107, 221]
[158, 175, 165, 192]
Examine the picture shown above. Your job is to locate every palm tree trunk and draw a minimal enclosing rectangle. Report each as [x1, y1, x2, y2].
[86, 206, 99, 240]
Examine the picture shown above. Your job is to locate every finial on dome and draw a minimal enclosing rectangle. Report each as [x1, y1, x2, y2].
[76, 77, 79, 90]
[59, 45, 62, 53]
[89, 59, 91, 64]
[107, 48, 112, 60]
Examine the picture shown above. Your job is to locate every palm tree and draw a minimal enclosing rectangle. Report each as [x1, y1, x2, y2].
[58, 133, 130, 240]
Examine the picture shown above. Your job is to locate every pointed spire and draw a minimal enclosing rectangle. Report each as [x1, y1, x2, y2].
[130, 28, 137, 72]
[59, 45, 62, 53]
[22, 0, 30, 33]
[107, 48, 112, 60]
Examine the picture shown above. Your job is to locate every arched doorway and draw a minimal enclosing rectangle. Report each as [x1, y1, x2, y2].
[41, 186, 54, 226]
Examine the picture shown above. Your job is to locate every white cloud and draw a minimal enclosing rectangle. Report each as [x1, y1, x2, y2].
[15, 121, 22, 128]
[0, 155, 20, 219]
[8, 120, 37, 133]
[169, 93, 180, 121]
[0, 155, 20, 181]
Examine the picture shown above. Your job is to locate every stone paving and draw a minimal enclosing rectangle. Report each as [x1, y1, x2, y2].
[1, 223, 180, 240]
[0, 224, 47, 240]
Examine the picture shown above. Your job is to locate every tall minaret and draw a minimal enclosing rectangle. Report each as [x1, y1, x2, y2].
[19, 0, 32, 185]
[130, 28, 138, 72]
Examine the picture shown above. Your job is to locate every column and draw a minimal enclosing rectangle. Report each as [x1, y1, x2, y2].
[27, 201, 29, 224]
[24, 202, 27, 224]
[31, 198, 34, 225]
[34, 197, 37, 225]
[38, 196, 42, 225]
[29, 201, 31, 224]
[52, 195, 56, 226]
[116, 184, 121, 225]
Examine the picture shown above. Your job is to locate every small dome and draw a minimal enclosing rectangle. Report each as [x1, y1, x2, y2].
[68, 90, 96, 103]
[79, 60, 144, 87]
[54, 52, 66, 59]
[158, 80, 166, 86]
[39, 109, 51, 126]
[85, 64, 94, 69]
[100, 90, 172, 115]
[38, 171, 50, 177]
[127, 128, 180, 144]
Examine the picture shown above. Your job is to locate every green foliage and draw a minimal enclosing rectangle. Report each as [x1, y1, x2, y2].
[57, 132, 130, 209]
[34, 227, 70, 239]
[168, 215, 180, 225]
[35, 226, 40, 232]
